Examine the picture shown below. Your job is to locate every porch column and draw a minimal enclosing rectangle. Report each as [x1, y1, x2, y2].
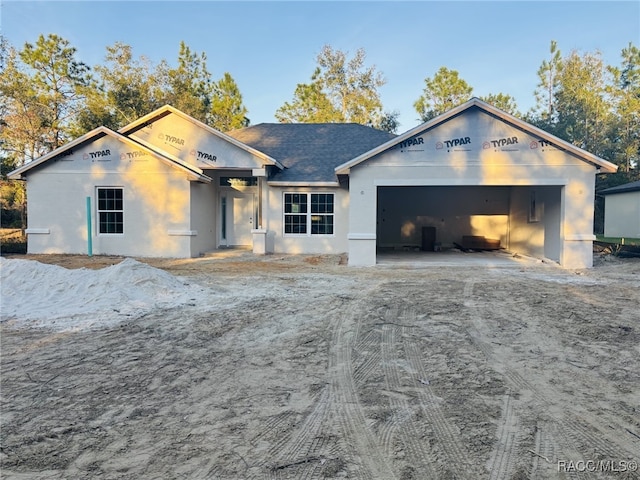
[252, 168, 271, 254]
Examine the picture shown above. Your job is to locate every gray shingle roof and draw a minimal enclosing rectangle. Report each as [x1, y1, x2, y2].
[227, 123, 397, 183]
[601, 180, 640, 195]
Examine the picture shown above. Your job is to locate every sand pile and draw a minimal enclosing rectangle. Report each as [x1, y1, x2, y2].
[0, 257, 205, 330]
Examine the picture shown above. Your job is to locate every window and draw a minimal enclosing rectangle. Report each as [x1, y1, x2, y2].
[97, 188, 123, 234]
[284, 193, 334, 235]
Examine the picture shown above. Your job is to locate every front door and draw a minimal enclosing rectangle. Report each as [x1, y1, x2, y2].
[227, 191, 255, 246]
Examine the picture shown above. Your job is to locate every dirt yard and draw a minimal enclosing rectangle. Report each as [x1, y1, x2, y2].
[1, 251, 639, 479]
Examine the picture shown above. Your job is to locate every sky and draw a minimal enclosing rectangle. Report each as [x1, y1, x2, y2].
[1, 1, 639, 132]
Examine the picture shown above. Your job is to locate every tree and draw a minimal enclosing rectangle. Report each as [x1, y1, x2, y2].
[0, 34, 90, 169]
[532, 40, 563, 127]
[607, 42, 640, 173]
[73, 42, 164, 134]
[529, 43, 614, 158]
[479, 93, 520, 117]
[160, 41, 212, 123]
[275, 45, 387, 129]
[377, 110, 401, 134]
[209, 72, 249, 131]
[19, 34, 91, 151]
[414, 67, 473, 122]
[554, 49, 611, 156]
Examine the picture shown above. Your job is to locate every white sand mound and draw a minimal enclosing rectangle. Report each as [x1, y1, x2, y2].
[0, 257, 204, 331]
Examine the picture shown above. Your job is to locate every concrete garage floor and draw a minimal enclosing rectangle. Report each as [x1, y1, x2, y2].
[376, 249, 547, 268]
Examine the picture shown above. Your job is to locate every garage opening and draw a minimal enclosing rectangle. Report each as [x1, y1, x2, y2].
[376, 185, 562, 263]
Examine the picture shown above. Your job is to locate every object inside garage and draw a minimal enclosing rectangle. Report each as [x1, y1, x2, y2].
[376, 185, 562, 261]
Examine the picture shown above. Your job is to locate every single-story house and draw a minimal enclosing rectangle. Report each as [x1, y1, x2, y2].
[601, 180, 640, 239]
[8, 98, 618, 268]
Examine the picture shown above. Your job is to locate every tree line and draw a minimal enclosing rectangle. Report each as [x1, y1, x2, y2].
[1, 34, 638, 229]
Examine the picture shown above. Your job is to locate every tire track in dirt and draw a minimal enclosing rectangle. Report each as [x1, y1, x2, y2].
[497, 341, 639, 466]
[403, 337, 477, 477]
[487, 393, 520, 480]
[265, 388, 331, 474]
[463, 278, 639, 478]
[463, 278, 527, 479]
[352, 328, 382, 385]
[380, 323, 439, 478]
[263, 286, 398, 480]
[531, 421, 556, 478]
[329, 308, 397, 480]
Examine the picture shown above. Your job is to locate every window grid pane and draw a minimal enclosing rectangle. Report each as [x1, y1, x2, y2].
[285, 193, 308, 214]
[311, 194, 334, 214]
[284, 214, 307, 234]
[311, 214, 334, 235]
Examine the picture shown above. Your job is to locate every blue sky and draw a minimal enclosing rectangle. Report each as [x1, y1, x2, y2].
[2, 1, 638, 131]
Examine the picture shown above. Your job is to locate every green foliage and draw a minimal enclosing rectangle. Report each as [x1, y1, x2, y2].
[210, 72, 249, 131]
[413, 67, 473, 122]
[606, 43, 640, 172]
[161, 41, 212, 123]
[479, 93, 520, 117]
[532, 40, 563, 127]
[529, 40, 640, 171]
[0, 34, 90, 170]
[0, 180, 25, 228]
[377, 110, 401, 134]
[72, 42, 165, 134]
[72, 40, 249, 134]
[275, 45, 387, 129]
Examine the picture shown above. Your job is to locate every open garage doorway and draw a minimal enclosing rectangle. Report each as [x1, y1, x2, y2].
[376, 185, 562, 264]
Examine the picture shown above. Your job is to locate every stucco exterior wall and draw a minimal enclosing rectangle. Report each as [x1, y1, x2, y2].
[264, 186, 349, 254]
[604, 191, 640, 238]
[190, 182, 218, 256]
[25, 136, 195, 258]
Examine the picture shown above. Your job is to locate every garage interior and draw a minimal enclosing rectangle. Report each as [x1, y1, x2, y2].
[376, 185, 563, 263]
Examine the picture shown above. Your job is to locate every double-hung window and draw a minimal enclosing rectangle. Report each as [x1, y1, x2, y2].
[97, 187, 124, 234]
[284, 193, 334, 235]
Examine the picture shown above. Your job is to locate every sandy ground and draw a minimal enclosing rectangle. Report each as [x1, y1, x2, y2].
[1, 250, 639, 479]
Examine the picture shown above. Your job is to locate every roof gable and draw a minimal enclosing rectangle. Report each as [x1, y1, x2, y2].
[335, 98, 618, 174]
[227, 123, 396, 184]
[119, 105, 283, 170]
[7, 126, 211, 182]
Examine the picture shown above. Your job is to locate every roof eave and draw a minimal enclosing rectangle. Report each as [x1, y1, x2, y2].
[267, 180, 340, 187]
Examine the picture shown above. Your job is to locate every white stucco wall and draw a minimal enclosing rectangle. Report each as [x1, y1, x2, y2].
[190, 181, 218, 256]
[347, 108, 598, 268]
[25, 135, 196, 258]
[604, 191, 640, 238]
[508, 186, 562, 262]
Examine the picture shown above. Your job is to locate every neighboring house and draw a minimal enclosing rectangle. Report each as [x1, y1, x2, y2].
[8, 98, 618, 268]
[601, 180, 640, 239]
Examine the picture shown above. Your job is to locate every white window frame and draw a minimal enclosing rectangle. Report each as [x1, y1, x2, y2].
[283, 192, 335, 236]
[97, 187, 124, 235]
